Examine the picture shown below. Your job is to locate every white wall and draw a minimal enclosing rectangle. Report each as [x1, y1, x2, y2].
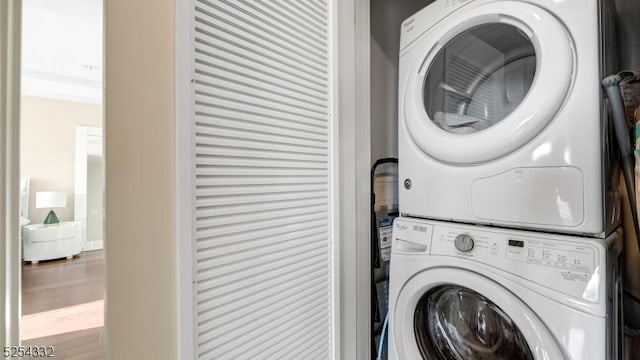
[20, 95, 102, 223]
[86, 151, 104, 243]
[104, 0, 177, 358]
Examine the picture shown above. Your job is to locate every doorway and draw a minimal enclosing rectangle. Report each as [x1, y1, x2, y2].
[18, 0, 105, 357]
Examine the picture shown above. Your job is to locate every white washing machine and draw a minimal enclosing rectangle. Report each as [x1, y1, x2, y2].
[388, 217, 624, 360]
[398, 0, 620, 237]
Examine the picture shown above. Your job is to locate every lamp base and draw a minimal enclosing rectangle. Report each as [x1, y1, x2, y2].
[43, 210, 60, 225]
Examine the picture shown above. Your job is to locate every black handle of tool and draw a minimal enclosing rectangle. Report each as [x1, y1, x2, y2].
[603, 75, 640, 245]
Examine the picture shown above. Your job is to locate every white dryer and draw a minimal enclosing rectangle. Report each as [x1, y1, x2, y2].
[398, 0, 620, 236]
[388, 217, 624, 360]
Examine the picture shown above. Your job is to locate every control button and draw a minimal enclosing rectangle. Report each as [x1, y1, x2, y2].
[454, 234, 475, 253]
[490, 243, 499, 254]
[573, 265, 591, 273]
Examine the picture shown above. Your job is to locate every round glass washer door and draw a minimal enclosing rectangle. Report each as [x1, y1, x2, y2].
[392, 268, 566, 360]
[402, 1, 573, 164]
[414, 286, 533, 360]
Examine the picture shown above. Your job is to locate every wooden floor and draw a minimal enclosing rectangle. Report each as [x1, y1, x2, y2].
[21, 250, 105, 359]
[22, 250, 105, 315]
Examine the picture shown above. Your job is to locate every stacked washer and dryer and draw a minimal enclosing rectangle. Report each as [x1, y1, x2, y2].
[388, 0, 626, 359]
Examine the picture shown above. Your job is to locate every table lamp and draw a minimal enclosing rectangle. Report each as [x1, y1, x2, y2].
[35, 191, 67, 225]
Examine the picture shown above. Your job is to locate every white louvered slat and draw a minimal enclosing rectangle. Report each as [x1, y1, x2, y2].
[307, 0, 328, 15]
[194, 61, 328, 108]
[195, 107, 328, 135]
[194, 38, 328, 95]
[191, 1, 333, 359]
[196, 225, 328, 262]
[196, 182, 328, 197]
[195, 102, 328, 131]
[254, 1, 327, 41]
[196, 272, 329, 340]
[196, 210, 329, 239]
[198, 265, 329, 327]
[196, 3, 328, 72]
[195, 176, 328, 186]
[233, 1, 327, 48]
[207, 1, 327, 58]
[195, 84, 328, 123]
[194, 71, 328, 114]
[272, 1, 327, 29]
[196, 206, 328, 234]
[196, 251, 328, 308]
[195, 125, 328, 150]
[250, 313, 329, 359]
[194, 7, 328, 82]
[195, 197, 329, 222]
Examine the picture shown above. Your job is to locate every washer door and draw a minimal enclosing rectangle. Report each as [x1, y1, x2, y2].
[402, 1, 573, 164]
[393, 268, 566, 360]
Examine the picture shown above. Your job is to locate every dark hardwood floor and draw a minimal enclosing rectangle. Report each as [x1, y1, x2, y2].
[22, 250, 105, 315]
[21, 250, 105, 359]
[22, 328, 104, 360]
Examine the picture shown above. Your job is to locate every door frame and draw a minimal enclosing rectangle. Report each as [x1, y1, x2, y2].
[339, 0, 372, 358]
[74, 126, 104, 251]
[0, 0, 21, 347]
[175, 1, 194, 358]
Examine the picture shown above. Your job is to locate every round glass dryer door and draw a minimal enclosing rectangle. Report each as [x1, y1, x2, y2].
[424, 24, 536, 134]
[402, 2, 573, 164]
[414, 286, 533, 360]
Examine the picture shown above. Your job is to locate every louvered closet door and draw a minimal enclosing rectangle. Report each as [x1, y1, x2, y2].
[190, 1, 334, 359]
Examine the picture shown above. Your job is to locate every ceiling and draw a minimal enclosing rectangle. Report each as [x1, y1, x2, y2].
[21, 0, 103, 104]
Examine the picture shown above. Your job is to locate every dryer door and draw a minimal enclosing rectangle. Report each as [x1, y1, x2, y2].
[392, 268, 566, 360]
[402, 1, 573, 165]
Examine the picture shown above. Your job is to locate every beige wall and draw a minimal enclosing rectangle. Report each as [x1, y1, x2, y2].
[20, 95, 102, 223]
[370, 0, 433, 163]
[105, 0, 177, 358]
[370, 1, 430, 211]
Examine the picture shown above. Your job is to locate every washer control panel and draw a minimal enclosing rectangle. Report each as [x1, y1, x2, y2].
[427, 223, 603, 303]
[505, 237, 594, 275]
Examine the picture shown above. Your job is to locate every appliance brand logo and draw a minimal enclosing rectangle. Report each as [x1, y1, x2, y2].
[445, 0, 472, 8]
[402, 18, 415, 33]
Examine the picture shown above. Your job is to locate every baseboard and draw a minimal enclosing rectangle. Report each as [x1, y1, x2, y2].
[85, 240, 104, 251]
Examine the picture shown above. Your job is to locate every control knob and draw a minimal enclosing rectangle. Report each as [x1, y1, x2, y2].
[454, 234, 475, 253]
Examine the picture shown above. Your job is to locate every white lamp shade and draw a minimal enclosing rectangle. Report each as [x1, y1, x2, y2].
[35, 191, 67, 209]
